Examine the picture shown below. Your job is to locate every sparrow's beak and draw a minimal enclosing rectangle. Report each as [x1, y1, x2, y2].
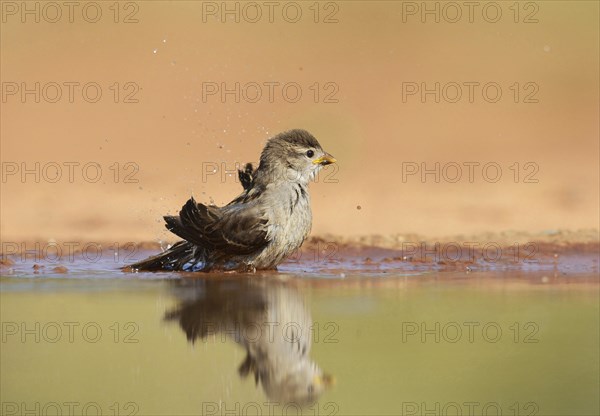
[313, 373, 336, 388]
[313, 153, 337, 166]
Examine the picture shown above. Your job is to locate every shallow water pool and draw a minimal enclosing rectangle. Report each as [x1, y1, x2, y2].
[1, 247, 599, 415]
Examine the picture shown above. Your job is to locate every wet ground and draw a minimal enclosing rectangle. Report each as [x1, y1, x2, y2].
[1, 241, 599, 415]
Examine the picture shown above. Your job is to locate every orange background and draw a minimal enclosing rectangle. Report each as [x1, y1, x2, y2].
[1, 1, 598, 242]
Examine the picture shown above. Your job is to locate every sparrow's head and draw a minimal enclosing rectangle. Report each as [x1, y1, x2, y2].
[258, 129, 336, 185]
[261, 359, 335, 406]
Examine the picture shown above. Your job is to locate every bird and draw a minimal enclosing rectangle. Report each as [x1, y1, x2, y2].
[125, 129, 336, 272]
[164, 277, 334, 405]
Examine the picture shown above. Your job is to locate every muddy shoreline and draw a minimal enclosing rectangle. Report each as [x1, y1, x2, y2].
[1, 231, 598, 282]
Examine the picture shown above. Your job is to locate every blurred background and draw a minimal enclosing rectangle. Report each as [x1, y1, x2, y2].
[1, 4, 599, 416]
[1, 1, 598, 243]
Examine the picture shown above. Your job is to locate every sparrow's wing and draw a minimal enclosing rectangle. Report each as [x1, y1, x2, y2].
[164, 197, 269, 255]
[238, 163, 255, 191]
[163, 198, 219, 246]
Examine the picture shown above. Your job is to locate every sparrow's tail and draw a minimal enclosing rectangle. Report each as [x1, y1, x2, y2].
[123, 240, 203, 272]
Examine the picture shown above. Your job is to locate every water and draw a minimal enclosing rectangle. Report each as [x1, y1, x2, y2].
[1, 248, 598, 415]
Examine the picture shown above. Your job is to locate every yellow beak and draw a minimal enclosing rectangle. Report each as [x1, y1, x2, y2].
[313, 153, 337, 166]
[313, 373, 336, 388]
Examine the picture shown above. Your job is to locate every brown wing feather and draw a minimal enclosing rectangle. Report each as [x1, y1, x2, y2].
[164, 197, 269, 255]
[238, 163, 255, 191]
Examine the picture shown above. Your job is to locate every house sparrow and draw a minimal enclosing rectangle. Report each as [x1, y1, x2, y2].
[126, 129, 336, 272]
[165, 278, 334, 405]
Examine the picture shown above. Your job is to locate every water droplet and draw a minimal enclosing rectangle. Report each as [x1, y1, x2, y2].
[153, 49, 157, 54]
[356, 205, 362, 210]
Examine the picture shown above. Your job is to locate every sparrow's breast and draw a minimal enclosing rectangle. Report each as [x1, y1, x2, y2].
[284, 183, 312, 244]
[256, 183, 312, 267]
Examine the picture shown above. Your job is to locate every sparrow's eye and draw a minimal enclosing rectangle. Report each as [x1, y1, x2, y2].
[306, 150, 314, 158]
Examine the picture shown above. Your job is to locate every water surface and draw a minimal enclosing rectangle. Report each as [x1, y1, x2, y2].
[1, 247, 598, 415]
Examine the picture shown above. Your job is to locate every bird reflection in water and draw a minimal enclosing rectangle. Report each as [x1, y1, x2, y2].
[165, 277, 334, 405]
